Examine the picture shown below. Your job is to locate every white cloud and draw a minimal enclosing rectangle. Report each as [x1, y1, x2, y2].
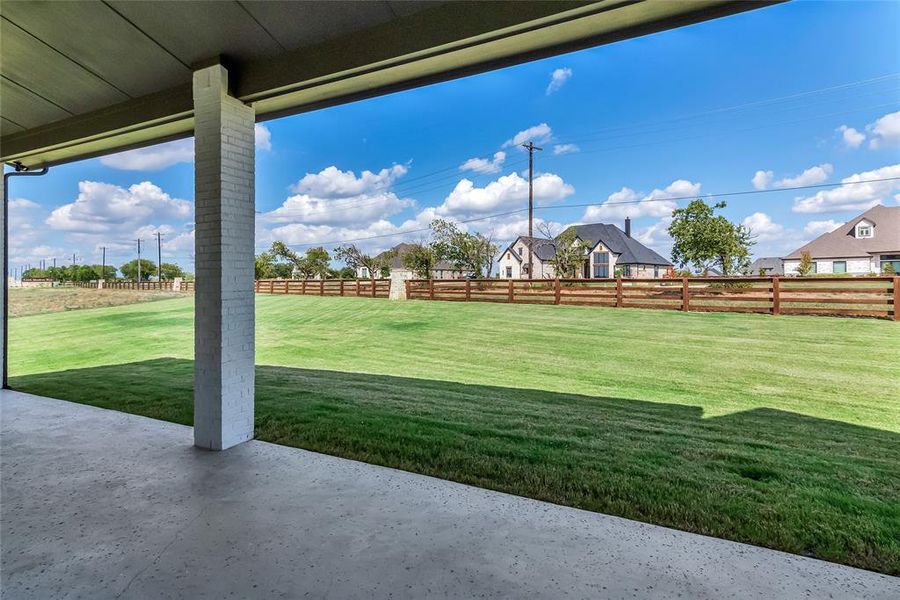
[803, 219, 840, 237]
[263, 165, 412, 227]
[792, 163, 900, 213]
[289, 164, 406, 196]
[775, 163, 832, 188]
[45, 181, 192, 234]
[503, 123, 553, 149]
[867, 110, 900, 149]
[583, 179, 701, 221]
[459, 151, 506, 174]
[546, 67, 572, 95]
[836, 125, 865, 149]
[552, 144, 580, 156]
[8, 198, 40, 210]
[100, 139, 194, 171]
[633, 217, 673, 256]
[437, 171, 573, 217]
[752, 170, 774, 190]
[254, 124, 272, 151]
[100, 124, 272, 171]
[742, 212, 784, 243]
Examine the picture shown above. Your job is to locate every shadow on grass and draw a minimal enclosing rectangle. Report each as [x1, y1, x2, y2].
[10, 358, 900, 575]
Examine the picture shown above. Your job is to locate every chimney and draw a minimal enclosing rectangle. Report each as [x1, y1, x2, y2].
[624, 217, 631, 238]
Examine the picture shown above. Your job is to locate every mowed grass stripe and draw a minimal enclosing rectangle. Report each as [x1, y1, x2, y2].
[8, 294, 900, 573]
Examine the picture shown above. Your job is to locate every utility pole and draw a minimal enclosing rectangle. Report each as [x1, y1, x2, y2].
[136, 238, 142, 282]
[521, 141, 542, 280]
[155, 231, 163, 282]
[100, 247, 107, 281]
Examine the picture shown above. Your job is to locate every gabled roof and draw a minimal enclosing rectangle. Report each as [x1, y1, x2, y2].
[500, 236, 555, 262]
[783, 205, 900, 259]
[567, 224, 671, 266]
[749, 257, 783, 274]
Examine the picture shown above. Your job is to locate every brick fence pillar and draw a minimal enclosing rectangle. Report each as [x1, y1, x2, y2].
[192, 64, 255, 450]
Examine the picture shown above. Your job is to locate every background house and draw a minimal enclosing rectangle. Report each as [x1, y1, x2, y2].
[748, 257, 784, 276]
[783, 205, 900, 275]
[498, 219, 672, 279]
[357, 243, 458, 279]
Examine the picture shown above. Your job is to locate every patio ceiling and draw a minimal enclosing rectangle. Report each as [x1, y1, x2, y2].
[0, 0, 777, 169]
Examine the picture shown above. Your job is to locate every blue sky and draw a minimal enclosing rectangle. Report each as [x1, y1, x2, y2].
[8, 0, 900, 274]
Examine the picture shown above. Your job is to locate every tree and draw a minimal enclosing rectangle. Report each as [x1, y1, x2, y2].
[883, 262, 896, 275]
[536, 224, 591, 278]
[270, 242, 330, 279]
[400, 241, 445, 278]
[159, 263, 185, 280]
[796, 251, 815, 276]
[335, 245, 394, 279]
[668, 200, 753, 276]
[120, 259, 157, 281]
[431, 219, 498, 278]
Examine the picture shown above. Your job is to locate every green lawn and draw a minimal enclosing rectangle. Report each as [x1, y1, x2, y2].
[9, 294, 900, 574]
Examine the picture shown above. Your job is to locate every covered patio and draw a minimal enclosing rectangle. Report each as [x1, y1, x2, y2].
[3, 390, 896, 598]
[7, 1, 895, 596]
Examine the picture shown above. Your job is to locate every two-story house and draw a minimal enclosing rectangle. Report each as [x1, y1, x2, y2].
[498, 218, 672, 279]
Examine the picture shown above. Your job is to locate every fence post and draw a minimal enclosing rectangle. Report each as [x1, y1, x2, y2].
[405, 280, 410, 299]
[356, 279, 360, 297]
[682, 277, 689, 312]
[554, 277, 561, 305]
[465, 279, 471, 301]
[429, 278, 435, 300]
[893, 276, 900, 321]
[371, 279, 376, 298]
[320, 280, 325, 296]
[772, 276, 780, 316]
[508, 279, 514, 303]
[615, 277, 623, 308]
[255, 280, 259, 293]
[340, 280, 344, 296]
[269, 280, 274, 294]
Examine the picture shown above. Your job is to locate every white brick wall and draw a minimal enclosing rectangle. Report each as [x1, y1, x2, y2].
[1, 176, 5, 386]
[192, 65, 256, 450]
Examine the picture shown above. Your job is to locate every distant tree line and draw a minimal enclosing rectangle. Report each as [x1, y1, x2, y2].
[22, 260, 189, 282]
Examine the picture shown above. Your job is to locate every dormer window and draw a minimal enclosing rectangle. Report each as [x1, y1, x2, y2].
[856, 221, 873, 238]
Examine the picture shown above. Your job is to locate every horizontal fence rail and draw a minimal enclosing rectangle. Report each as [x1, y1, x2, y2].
[255, 278, 390, 299]
[70, 280, 194, 291]
[406, 276, 900, 321]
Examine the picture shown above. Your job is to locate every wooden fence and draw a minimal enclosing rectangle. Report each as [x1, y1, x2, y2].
[406, 276, 900, 320]
[255, 278, 390, 298]
[72, 280, 195, 291]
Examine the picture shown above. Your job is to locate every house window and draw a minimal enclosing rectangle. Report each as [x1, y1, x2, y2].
[505, 266, 512, 278]
[881, 255, 900, 273]
[653, 265, 660, 278]
[360, 267, 369, 278]
[592, 251, 609, 278]
[833, 261, 847, 274]
[856, 223, 873, 238]
[621, 265, 632, 277]
[519, 246, 526, 256]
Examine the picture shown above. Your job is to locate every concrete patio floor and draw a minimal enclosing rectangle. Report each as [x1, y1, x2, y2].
[1, 390, 897, 599]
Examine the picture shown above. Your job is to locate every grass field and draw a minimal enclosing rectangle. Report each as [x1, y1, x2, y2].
[8, 294, 900, 574]
[8, 287, 188, 317]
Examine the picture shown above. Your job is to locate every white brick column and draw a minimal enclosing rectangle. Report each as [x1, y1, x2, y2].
[1, 174, 6, 388]
[192, 65, 255, 450]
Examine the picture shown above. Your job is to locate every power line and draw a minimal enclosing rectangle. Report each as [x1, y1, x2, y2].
[266, 176, 900, 250]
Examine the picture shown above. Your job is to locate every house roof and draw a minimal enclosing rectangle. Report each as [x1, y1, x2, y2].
[500, 236, 556, 263]
[568, 224, 672, 266]
[378, 243, 454, 271]
[783, 205, 900, 259]
[749, 257, 783, 274]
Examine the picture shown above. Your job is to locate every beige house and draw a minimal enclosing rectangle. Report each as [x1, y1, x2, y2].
[498, 219, 672, 279]
[783, 205, 900, 275]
